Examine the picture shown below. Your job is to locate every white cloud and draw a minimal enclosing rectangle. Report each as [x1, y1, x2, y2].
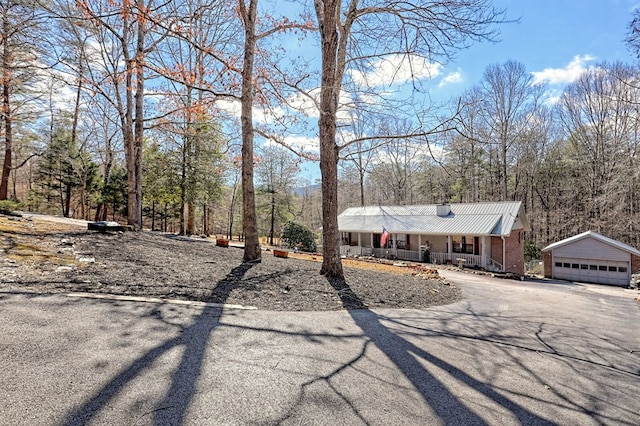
[286, 89, 321, 118]
[283, 135, 319, 152]
[216, 99, 242, 117]
[264, 135, 319, 153]
[350, 54, 443, 87]
[532, 54, 596, 85]
[286, 87, 357, 122]
[217, 98, 276, 126]
[438, 71, 463, 87]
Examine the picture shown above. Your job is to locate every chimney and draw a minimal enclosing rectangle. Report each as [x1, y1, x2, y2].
[436, 203, 451, 217]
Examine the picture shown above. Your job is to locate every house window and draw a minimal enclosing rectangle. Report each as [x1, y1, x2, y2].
[396, 235, 406, 249]
[619, 266, 628, 273]
[452, 236, 474, 254]
[555, 262, 562, 267]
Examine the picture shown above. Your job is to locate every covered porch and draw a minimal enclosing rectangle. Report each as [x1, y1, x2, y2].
[340, 232, 504, 271]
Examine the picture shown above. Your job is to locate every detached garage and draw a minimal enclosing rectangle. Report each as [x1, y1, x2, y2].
[542, 231, 640, 286]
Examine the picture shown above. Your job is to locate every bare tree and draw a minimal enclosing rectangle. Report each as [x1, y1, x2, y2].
[312, 0, 505, 278]
[236, 0, 313, 261]
[255, 144, 300, 245]
[0, 0, 46, 200]
[477, 60, 544, 200]
[73, 0, 175, 230]
[558, 62, 640, 241]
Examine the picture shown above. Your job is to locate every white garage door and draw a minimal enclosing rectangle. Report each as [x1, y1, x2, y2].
[553, 257, 629, 286]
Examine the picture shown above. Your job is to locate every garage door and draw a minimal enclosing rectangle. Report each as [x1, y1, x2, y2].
[553, 257, 629, 286]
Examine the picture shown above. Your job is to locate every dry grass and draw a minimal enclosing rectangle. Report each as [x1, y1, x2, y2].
[0, 215, 84, 266]
[288, 251, 440, 278]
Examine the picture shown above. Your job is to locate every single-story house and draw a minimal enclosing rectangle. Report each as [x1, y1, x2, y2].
[337, 201, 529, 276]
[542, 231, 640, 286]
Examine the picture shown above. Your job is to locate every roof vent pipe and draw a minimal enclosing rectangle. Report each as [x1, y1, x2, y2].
[437, 203, 451, 217]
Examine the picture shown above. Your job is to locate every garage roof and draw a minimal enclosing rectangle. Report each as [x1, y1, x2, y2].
[542, 231, 640, 256]
[338, 202, 528, 236]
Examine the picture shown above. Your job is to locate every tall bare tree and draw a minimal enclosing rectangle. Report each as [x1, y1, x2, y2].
[236, 0, 313, 261]
[255, 144, 300, 244]
[74, 0, 173, 230]
[558, 62, 640, 237]
[0, 0, 45, 200]
[312, 0, 505, 278]
[477, 60, 544, 200]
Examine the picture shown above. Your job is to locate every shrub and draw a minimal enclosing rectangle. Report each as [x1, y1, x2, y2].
[524, 240, 542, 262]
[422, 247, 431, 263]
[0, 200, 20, 215]
[281, 221, 317, 252]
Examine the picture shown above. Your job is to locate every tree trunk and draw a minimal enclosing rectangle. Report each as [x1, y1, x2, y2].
[131, 6, 144, 231]
[269, 189, 275, 245]
[316, 0, 344, 278]
[228, 183, 236, 239]
[151, 201, 156, 231]
[203, 203, 209, 236]
[72, 50, 84, 218]
[124, 0, 144, 231]
[64, 184, 72, 217]
[187, 201, 195, 235]
[124, 36, 136, 229]
[0, 15, 11, 200]
[240, 0, 261, 262]
[359, 167, 365, 207]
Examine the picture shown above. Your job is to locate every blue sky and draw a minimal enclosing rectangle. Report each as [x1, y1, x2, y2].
[290, 1, 640, 181]
[433, 0, 638, 97]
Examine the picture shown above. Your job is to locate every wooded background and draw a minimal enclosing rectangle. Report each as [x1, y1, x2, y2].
[2, 0, 640, 266]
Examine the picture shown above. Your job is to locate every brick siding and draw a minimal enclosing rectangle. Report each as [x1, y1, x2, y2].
[504, 231, 525, 276]
[491, 232, 525, 276]
[632, 254, 640, 274]
[543, 251, 552, 278]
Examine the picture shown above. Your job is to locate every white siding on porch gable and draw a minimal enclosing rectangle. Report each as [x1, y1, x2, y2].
[553, 237, 631, 261]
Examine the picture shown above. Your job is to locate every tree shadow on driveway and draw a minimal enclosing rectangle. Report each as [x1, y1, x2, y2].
[323, 276, 555, 425]
[59, 265, 637, 425]
[62, 261, 265, 425]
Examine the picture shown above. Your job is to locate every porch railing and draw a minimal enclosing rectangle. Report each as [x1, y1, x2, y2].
[429, 252, 482, 267]
[370, 248, 421, 262]
[339, 246, 491, 270]
[340, 246, 374, 256]
[488, 258, 503, 271]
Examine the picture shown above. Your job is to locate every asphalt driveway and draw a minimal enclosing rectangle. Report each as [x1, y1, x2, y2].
[1, 271, 638, 425]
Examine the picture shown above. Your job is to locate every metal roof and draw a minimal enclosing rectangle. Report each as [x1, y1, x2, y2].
[338, 202, 528, 236]
[542, 231, 640, 255]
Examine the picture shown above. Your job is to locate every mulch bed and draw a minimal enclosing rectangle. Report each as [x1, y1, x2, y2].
[1, 221, 461, 311]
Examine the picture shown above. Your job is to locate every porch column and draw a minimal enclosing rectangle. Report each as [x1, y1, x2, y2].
[370, 233, 374, 247]
[481, 236, 488, 268]
[447, 235, 453, 262]
[418, 235, 422, 250]
[358, 233, 361, 247]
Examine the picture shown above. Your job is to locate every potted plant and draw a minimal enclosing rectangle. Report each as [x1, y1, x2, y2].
[422, 247, 431, 263]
